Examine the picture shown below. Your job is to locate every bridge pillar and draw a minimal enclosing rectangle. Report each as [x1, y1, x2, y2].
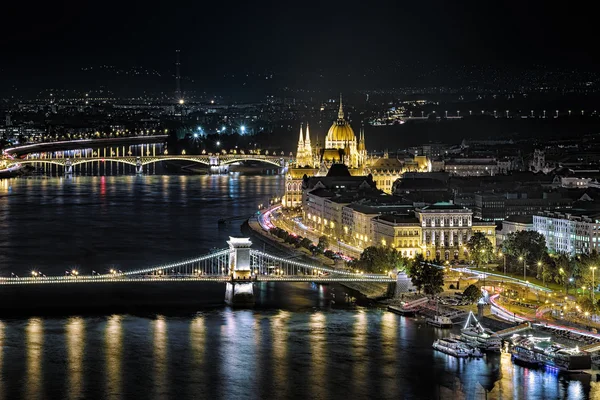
[65, 158, 73, 175]
[135, 157, 143, 174]
[224, 237, 255, 307]
[209, 156, 220, 174]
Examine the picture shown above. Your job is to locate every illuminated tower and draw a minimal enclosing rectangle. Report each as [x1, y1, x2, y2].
[296, 123, 314, 167]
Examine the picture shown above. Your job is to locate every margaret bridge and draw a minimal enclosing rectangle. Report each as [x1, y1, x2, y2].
[0, 238, 394, 306]
[2, 154, 291, 175]
[0, 136, 294, 174]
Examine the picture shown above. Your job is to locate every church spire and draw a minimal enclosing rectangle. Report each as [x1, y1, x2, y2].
[298, 123, 304, 145]
[338, 93, 344, 120]
[305, 123, 311, 145]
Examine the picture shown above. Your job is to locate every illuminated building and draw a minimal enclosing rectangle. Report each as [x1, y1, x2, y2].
[371, 202, 496, 261]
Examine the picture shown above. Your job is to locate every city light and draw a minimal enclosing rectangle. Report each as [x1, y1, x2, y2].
[240, 125, 246, 134]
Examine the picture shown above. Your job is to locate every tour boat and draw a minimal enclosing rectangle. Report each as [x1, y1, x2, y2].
[432, 338, 482, 358]
[460, 312, 502, 352]
[510, 335, 592, 372]
[426, 315, 453, 328]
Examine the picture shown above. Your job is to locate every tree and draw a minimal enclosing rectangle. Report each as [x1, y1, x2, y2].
[407, 254, 425, 293]
[317, 236, 329, 253]
[299, 237, 312, 249]
[421, 263, 445, 296]
[356, 246, 409, 274]
[466, 232, 494, 267]
[407, 255, 444, 296]
[574, 251, 600, 299]
[554, 253, 576, 293]
[463, 284, 482, 303]
[502, 231, 548, 275]
[324, 250, 336, 259]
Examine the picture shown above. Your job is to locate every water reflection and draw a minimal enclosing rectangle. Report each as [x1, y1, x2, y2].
[66, 317, 85, 400]
[309, 312, 326, 399]
[271, 310, 290, 396]
[351, 310, 368, 396]
[105, 315, 122, 398]
[1, 301, 600, 399]
[0, 321, 4, 400]
[380, 311, 398, 398]
[153, 316, 168, 400]
[190, 315, 205, 387]
[25, 318, 43, 400]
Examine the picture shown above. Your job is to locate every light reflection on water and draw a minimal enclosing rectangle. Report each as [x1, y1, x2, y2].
[105, 315, 122, 399]
[25, 318, 43, 400]
[66, 317, 85, 400]
[0, 309, 597, 399]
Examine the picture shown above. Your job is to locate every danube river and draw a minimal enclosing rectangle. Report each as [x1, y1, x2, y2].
[0, 175, 597, 399]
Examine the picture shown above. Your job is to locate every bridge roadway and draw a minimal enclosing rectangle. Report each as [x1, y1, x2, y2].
[0, 275, 394, 285]
[2, 135, 169, 156]
[4, 154, 291, 169]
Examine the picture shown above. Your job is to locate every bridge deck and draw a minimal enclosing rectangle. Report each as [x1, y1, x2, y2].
[0, 275, 395, 285]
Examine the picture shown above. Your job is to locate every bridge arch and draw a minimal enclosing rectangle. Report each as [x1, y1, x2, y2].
[219, 157, 284, 167]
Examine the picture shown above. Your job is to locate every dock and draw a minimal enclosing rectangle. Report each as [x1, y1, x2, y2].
[495, 322, 532, 338]
[388, 305, 416, 316]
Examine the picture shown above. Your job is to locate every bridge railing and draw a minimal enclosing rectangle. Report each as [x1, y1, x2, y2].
[0, 248, 395, 285]
[249, 250, 391, 279]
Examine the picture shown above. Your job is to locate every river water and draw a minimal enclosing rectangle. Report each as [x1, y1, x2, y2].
[0, 175, 598, 399]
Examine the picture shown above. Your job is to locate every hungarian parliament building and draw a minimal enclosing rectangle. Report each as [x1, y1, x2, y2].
[283, 98, 428, 208]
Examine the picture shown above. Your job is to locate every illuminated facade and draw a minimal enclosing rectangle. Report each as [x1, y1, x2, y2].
[371, 203, 496, 260]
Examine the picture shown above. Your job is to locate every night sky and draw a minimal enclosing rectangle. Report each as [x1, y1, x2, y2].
[1, 0, 595, 95]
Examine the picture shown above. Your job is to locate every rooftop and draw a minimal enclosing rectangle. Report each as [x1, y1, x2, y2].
[375, 213, 420, 225]
[420, 202, 468, 211]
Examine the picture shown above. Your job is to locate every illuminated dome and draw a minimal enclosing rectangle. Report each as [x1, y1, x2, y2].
[326, 97, 356, 142]
[327, 122, 355, 142]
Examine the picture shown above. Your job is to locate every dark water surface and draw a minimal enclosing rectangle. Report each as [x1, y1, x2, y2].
[0, 176, 598, 399]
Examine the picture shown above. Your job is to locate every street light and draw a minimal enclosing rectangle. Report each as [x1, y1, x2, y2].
[591, 266, 598, 302]
[538, 261, 545, 287]
[519, 256, 526, 281]
[498, 252, 506, 275]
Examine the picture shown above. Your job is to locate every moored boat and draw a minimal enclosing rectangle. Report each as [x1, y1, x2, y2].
[426, 315, 453, 328]
[510, 335, 592, 372]
[460, 311, 502, 352]
[432, 338, 483, 358]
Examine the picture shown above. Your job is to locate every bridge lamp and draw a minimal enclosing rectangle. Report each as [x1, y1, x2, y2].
[72, 269, 78, 276]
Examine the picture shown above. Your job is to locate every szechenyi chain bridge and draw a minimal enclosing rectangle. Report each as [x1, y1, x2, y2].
[0, 237, 395, 306]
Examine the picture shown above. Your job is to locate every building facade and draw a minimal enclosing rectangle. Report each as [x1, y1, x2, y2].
[533, 211, 600, 255]
[370, 202, 496, 261]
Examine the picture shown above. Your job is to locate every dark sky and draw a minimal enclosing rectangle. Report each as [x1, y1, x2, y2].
[0, 0, 595, 95]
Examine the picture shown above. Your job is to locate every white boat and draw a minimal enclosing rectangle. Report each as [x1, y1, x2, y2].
[433, 338, 483, 358]
[426, 315, 453, 328]
[510, 335, 591, 372]
[460, 311, 502, 352]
